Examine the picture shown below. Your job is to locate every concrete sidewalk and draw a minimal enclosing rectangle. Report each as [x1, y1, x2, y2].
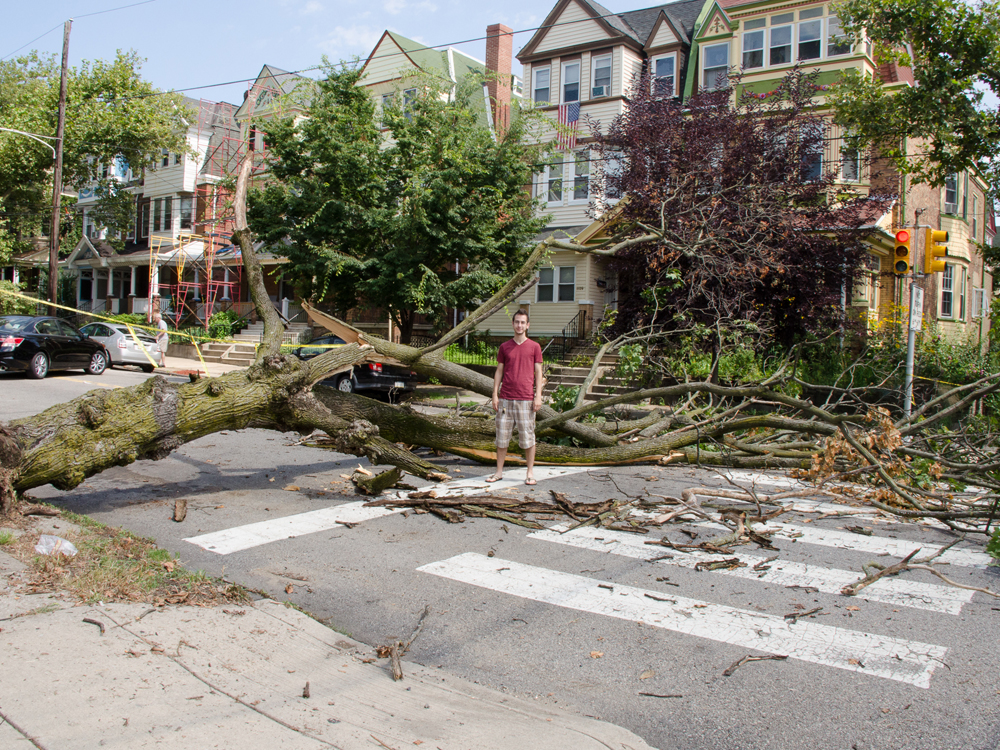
[0, 582, 653, 749]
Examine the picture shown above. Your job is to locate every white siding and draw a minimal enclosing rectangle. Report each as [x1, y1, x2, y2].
[650, 21, 678, 48]
[534, 0, 614, 54]
[361, 36, 421, 85]
[621, 48, 644, 94]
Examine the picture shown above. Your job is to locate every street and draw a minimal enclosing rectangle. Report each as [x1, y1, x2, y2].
[5, 372, 1000, 750]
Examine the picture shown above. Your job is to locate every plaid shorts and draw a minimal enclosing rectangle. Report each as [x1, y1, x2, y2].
[496, 398, 536, 450]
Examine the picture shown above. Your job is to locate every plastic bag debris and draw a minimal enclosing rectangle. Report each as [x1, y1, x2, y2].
[34, 534, 78, 557]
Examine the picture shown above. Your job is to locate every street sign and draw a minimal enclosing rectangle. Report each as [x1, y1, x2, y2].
[909, 286, 924, 331]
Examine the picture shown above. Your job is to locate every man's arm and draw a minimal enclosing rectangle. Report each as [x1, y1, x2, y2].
[492, 362, 504, 412]
[533, 361, 544, 412]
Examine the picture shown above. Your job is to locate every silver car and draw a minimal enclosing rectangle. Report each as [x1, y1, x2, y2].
[79, 322, 165, 372]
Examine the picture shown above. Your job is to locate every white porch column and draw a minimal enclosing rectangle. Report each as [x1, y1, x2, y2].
[193, 268, 201, 300]
[151, 264, 160, 297]
[129, 266, 136, 296]
[91, 269, 98, 308]
[222, 269, 231, 300]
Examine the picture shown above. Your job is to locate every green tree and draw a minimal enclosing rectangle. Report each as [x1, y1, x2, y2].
[830, 0, 1000, 195]
[0, 50, 190, 255]
[249, 64, 547, 343]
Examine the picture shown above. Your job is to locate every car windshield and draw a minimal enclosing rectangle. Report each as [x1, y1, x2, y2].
[0, 316, 32, 332]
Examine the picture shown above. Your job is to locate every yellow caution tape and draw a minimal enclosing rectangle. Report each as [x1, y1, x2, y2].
[0, 287, 222, 372]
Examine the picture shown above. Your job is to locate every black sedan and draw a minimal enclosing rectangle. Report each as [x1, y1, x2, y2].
[0, 315, 110, 379]
[292, 335, 418, 397]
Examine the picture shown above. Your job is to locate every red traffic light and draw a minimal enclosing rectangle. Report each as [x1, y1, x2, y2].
[895, 229, 910, 244]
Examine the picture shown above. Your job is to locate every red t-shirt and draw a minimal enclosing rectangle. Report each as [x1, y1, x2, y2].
[497, 338, 542, 401]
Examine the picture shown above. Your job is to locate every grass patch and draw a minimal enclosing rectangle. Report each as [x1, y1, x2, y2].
[6, 504, 251, 607]
[0, 529, 14, 545]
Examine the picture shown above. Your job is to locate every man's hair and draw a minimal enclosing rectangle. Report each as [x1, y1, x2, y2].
[513, 309, 529, 322]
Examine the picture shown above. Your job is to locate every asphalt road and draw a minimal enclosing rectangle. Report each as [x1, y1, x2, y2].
[4, 370, 1000, 750]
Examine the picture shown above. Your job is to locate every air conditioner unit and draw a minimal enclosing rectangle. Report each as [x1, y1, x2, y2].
[591, 85, 608, 98]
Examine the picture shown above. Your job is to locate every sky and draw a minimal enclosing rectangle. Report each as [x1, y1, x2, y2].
[0, 0, 653, 106]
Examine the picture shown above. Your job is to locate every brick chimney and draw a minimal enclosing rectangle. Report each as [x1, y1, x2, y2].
[485, 23, 513, 135]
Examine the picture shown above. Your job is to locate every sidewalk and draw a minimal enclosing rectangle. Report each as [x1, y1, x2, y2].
[0, 568, 654, 749]
[159, 354, 245, 379]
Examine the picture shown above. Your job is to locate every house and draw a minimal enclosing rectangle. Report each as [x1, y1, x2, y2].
[65, 95, 269, 327]
[479, 0, 706, 339]
[688, 0, 994, 343]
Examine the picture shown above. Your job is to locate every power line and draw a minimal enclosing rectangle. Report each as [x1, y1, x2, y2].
[2, 0, 158, 61]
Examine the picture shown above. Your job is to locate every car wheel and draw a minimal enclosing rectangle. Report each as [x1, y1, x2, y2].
[29, 352, 48, 379]
[86, 350, 108, 375]
[337, 375, 355, 393]
[140, 364, 155, 373]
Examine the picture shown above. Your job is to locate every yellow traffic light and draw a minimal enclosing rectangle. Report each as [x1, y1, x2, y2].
[925, 229, 948, 274]
[893, 228, 912, 274]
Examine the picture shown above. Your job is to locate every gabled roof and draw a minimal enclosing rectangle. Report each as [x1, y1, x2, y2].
[234, 65, 314, 120]
[622, 0, 704, 45]
[519, 0, 706, 60]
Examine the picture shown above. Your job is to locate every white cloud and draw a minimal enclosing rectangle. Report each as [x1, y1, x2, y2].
[319, 25, 383, 55]
[302, 1, 324, 14]
[383, 0, 437, 15]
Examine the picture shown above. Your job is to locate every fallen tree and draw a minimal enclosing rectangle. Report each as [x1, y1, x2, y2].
[2, 158, 999, 550]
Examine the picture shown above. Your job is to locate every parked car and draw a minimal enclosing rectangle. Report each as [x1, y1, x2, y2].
[292, 334, 418, 397]
[0, 315, 109, 379]
[78, 322, 164, 373]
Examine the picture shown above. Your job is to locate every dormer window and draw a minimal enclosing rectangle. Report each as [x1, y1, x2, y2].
[652, 54, 676, 97]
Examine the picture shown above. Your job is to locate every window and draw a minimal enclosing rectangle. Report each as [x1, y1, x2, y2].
[591, 53, 612, 98]
[174, 152, 182, 165]
[702, 43, 730, 91]
[827, 15, 851, 56]
[941, 265, 954, 317]
[959, 266, 966, 320]
[153, 198, 162, 232]
[770, 14, 793, 65]
[573, 151, 589, 201]
[944, 173, 958, 212]
[742, 19, 765, 69]
[972, 194, 978, 239]
[546, 159, 563, 203]
[163, 197, 173, 232]
[652, 55, 676, 97]
[101, 164, 109, 179]
[562, 61, 580, 103]
[537, 267, 576, 303]
[800, 124, 825, 181]
[379, 93, 393, 127]
[601, 151, 624, 201]
[798, 18, 823, 60]
[179, 197, 193, 230]
[161, 149, 169, 168]
[538, 267, 554, 302]
[840, 132, 860, 181]
[139, 203, 149, 239]
[403, 88, 417, 121]
[962, 172, 968, 218]
[533, 66, 550, 104]
[973, 287, 987, 318]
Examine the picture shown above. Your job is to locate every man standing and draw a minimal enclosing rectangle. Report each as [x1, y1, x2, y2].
[487, 309, 543, 485]
[153, 313, 169, 359]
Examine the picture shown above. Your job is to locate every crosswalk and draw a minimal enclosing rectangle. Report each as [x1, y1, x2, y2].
[182, 467, 989, 689]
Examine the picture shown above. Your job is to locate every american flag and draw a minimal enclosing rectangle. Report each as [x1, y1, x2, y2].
[556, 102, 580, 151]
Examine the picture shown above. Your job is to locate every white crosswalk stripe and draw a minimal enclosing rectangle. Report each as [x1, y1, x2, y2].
[530, 525, 974, 615]
[184, 465, 593, 554]
[691, 520, 991, 568]
[184, 501, 405, 554]
[419, 553, 948, 688]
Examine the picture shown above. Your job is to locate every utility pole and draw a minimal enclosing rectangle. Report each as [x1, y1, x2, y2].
[48, 19, 72, 315]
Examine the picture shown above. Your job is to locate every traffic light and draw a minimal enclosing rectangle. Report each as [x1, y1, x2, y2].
[893, 228, 912, 274]
[925, 229, 948, 274]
